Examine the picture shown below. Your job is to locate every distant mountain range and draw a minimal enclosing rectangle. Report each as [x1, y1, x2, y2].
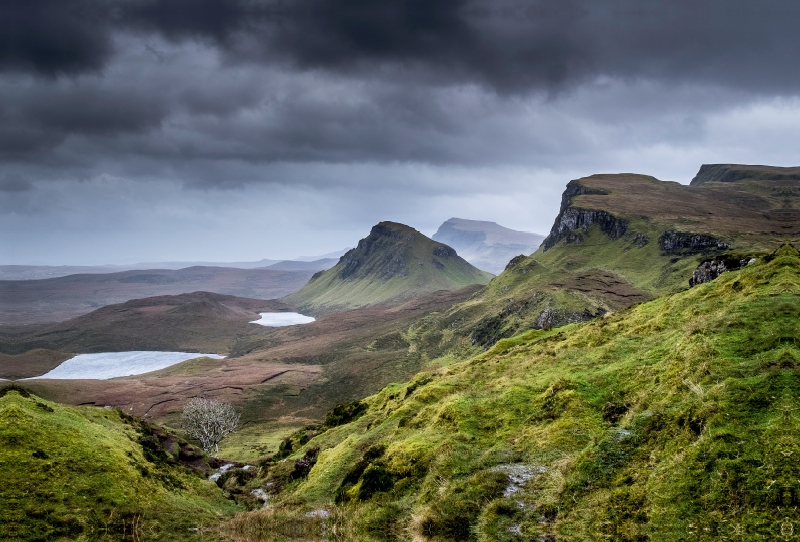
[432, 217, 545, 274]
[0, 250, 348, 280]
[262, 258, 338, 271]
[284, 221, 493, 314]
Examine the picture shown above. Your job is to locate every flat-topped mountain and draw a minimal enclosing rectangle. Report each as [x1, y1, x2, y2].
[432, 217, 544, 274]
[543, 165, 800, 251]
[284, 221, 493, 314]
[414, 164, 800, 349]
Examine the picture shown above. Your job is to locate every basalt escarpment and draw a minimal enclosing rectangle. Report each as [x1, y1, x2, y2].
[446, 167, 800, 352]
[658, 230, 731, 254]
[542, 207, 629, 250]
[542, 179, 628, 251]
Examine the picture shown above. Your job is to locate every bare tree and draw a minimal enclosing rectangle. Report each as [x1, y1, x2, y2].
[181, 397, 240, 457]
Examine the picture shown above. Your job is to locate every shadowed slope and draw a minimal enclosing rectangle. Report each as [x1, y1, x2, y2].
[284, 222, 492, 315]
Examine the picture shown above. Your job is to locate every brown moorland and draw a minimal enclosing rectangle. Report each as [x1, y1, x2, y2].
[19, 286, 483, 458]
[0, 349, 73, 380]
[0, 292, 291, 365]
[0, 266, 315, 325]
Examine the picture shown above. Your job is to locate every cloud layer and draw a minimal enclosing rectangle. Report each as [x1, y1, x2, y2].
[3, 1, 800, 263]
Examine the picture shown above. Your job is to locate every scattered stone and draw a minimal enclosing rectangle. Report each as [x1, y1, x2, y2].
[250, 488, 269, 502]
[208, 463, 236, 482]
[491, 464, 547, 497]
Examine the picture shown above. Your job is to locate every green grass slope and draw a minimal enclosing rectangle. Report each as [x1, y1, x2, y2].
[232, 244, 800, 541]
[284, 222, 492, 314]
[0, 387, 239, 541]
[433, 166, 800, 351]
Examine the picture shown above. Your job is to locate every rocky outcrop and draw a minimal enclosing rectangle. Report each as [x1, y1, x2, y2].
[542, 208, 629, 251]
[337, 223, 424, 280]
[370, 223, 416, 242]
[689, 257, 756, 287]
[433, 246, 456, 258]
[556, 179, 609, 214]
[504, 255, 526, 271]
[542, 180, 626, 251]
[658, 231, 730, 254]
[689, 260, 729, 287]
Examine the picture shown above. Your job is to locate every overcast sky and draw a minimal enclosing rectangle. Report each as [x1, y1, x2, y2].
[3, 0, 800, 264]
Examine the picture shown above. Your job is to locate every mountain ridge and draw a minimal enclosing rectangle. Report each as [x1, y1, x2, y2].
[284, 221, 492, 314]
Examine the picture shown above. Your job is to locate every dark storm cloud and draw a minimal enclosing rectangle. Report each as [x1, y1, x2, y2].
[0, 173, 33, 192]
[19, 87, 168, 135]
[3, 0, 800, 189]
[4, 0, 800, 93]
[0, 0, 113, 76]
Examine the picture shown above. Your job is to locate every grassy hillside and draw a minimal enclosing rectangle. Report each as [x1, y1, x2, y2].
[284, 222, 492, 314]
[0, 386, 239, 540]
[228, 244, 800, 541]
[424, 166, 800, 353]
[21, 286, 483, 463]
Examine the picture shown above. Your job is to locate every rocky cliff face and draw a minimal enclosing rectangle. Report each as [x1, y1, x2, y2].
[658, 231, 730, 254]
[542, 179, 628, 251]
[689, 256, 756, 287]
[542, 207, 629, 250]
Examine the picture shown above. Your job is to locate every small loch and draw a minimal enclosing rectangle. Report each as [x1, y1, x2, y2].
[28, 351, 225, 380]
[249, 312, 316, 326]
